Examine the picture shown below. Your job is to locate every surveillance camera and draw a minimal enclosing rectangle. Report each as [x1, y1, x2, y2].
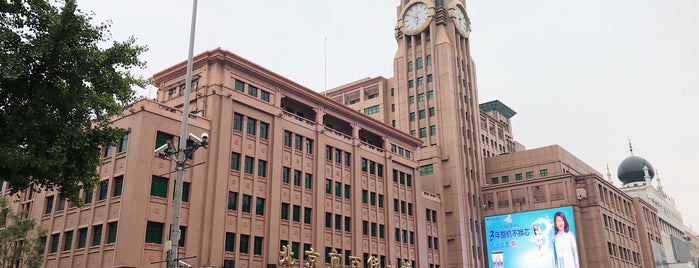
[201, 132, 208, 142]
[188, 133, 203, 144]
[154, 144, 169, 156]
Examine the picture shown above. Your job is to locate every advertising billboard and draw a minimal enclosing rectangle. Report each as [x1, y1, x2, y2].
[484, 206, 579, 268]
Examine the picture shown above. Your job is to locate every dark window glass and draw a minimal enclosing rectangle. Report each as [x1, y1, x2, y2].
[284, 131, 292, 147]
[112, 176, 123, 197]
[261, 90, 270, 102]
[239, 234, 250, 254]
[257, 160, 267, 178]
[107, 222, 118, 244]
[255, 198, 265, 216]
[150, 176, 168, 198]
[228, 192, 238, 211]
[304, 207, 312, 224]
[234, 79, 245, 91]
[281, 203, 289, 220]
[145, 221, 163, 244]
[244, 156, 254, 174]
[230, 152, 241, 171]
[77, 228, 87, 249]
[118, 135, 129, 152]
[293, 205, 301, 222]
[246, 118, 256, 135]
[63, 231, 73, 251]
[253, 236, 263, 255]
[92, 225, 103, 246]
[248, 85, 258, 97]
[233, 113, 243, 131]
[225, 232, 236, 252]
[241, 195, 252, 213]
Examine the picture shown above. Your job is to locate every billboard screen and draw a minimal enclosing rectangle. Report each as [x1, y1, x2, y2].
[484, 206, 579, 268]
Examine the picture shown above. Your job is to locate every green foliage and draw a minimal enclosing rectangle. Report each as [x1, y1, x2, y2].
[0, 0, 147, 203]
[0, 197, 46, 268]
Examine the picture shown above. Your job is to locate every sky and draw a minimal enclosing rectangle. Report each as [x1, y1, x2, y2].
[77, 1, 699, 231]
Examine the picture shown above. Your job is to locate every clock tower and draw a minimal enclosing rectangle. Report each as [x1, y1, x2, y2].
[393, 1, 484, 267]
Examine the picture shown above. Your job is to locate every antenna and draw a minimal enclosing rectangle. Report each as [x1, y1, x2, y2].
[324, 37, 327, 94]
[628, 138, 634, 156]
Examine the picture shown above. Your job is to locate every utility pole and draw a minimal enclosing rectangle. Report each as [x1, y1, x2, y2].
[168, 1, 198, 267]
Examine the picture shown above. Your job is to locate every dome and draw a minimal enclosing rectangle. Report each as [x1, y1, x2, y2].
[617, 156, 655, 184]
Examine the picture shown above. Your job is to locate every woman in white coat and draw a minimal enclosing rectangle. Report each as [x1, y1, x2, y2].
[552, 211, 579, 268]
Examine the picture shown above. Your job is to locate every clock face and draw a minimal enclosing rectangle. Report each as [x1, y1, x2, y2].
[402, 2, 430, 35]
[454, 5, 470, 37]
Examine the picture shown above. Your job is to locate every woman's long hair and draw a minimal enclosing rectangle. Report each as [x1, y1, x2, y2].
[554, 211, 569, 233]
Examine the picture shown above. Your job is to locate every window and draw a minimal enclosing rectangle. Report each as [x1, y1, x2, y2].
[409, 112, 415, 122]
[50, 233, 60, 253]
[420, 164, 434, 175]
[253, 236, 263, 255]
[98, 180, 108, 200]
[550, 183, 565, 200]
[427, 74, 433, 83]
[177, 226, 187, 247]
[77, 228, 87, 249]
[419, 127, 426, 138]
[335, 214, 342, 230]
[145, 221, 163, 244]
[294, 135, 303, 151]
[304, 173, 312, 189]
[112, 176, 123, 197]
[418, 93, 425, 102]
[283, 131, 292, 147]
[255, 198, 265, 216]
[326, 146, 332, 161]
[408, 96, 414, 104]
[257, 160, 267, 178]
[325, 213, 332, 228]
[259, 122, 269, 139]
[427, 90, 434, 99]
[526, 171, 534, 179]
[304, 207, 312, 224]
[293, 170, 302, 186]
[364, 105, 380, 115]
[150, 176, 168, 198]
[407, 61, 413, 72]
[180, 182, 190, 202]
[118, 135, 129, 152]
[107, 222, 118, 244]
[45, 196, 54, 214]
[344, 184, 351, 199]
[429, 107, 435, 117]
[491, 177, 499, 184]
[241, 195, 252, 213]
[325, 179, 332, 194]
[63, 230, 73, 251]
[540, 169, 549, 177]
[239, 234, 250, 254]
[56, 194, 66, 211]
[83, 189, 93, 205]
[233, 113, 243, 131]
[92, 224, 103, 246]
[418, 110, 426, 119]
[426, 55, 432, 66]
[306, 139, 313, 154]
[225, 233, 236, 252]
[234, 79, 245, 92]
[168, 88, 176, 99]
[502, 176, 509, 183]
[246, 118, 257, 135]
[228, 192, 238, 211]
[512, 189, 525, 205]
[282, 167, 290, 183]
[244, 156, 254, 174]
[230, 152, 241, 171]
[103, 146, 113, 158]
[361, 158, 367, 172]
[248, 85, 258, 97]
[430, 125, 437, 136]
[378, 194, 384, 208]
[260, 90, 270, 102]
[408, 80, 414, 88]
[155, 131, 174, 151]
[281, 203, 289, 220]
[362, 190, 368, 204]
[410, 130, 416, 136]
[335, 182, 342, 197]
[497, 191, 509, 207]
[417, 77, 424, 85]
[344, 152, 351, 166]
[416, 57, 423, 69]
[515, 173, 523, 181]
[533, 186, 547, 203]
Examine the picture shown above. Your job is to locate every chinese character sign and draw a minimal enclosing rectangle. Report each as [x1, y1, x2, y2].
[484, 206, 580, 268]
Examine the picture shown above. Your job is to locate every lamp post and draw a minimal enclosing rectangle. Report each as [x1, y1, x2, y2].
[168, 1, 198, 267]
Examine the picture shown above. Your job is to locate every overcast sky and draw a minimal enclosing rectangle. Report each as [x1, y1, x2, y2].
[78, 1, 699, 231]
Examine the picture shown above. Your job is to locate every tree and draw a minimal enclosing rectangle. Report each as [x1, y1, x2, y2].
[0, 0, 147, 203]
[0, 197, 46, 268]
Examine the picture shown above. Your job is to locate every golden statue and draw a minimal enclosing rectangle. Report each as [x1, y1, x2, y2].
[328, 249, 343, 268]
[367, 255, 380, 268]
[348, 256, 362, 268]
[304, 248, 320, 268]
[278, 244, 296, 267]
[401, 259, 412, 268]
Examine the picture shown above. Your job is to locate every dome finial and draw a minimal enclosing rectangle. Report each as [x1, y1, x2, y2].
[628, 138, 634, 156]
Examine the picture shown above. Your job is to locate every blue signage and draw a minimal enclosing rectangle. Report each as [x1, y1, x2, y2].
[484, 206, 580, 268]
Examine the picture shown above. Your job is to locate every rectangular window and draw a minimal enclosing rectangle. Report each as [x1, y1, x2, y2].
[294, 135, 303, 151]
[260, 90, 270, 102]
[293, 170, 302, 186]
[239, 234, 249, 254]
[491, 177, 499, 184]
[417, 77, 424, 85]
[335, 149, 342, 164]
[234, 79, 245, 91]
[63, 231, 73, 251]
[103, 146, 113, 158]
[429, 107, 435, 117]
[77, 228, 87, 249]
[259, 122, 269, 139]
[335, 182, 342, 197]
[362, 221, 368, 236]
[304, 207, 312, 224]
[409, 112, 415, 122]
[420, 164, 434, 175]
[344, 216, 351, 232]
[230, 152, 241, 171]
[325, 213, 332, 228]
[244, 156, 254, 174]
[370, 192, 376, 206]
[283, 131, 292, 147]
[408, 96, 414, 104]
[362, 190, 368, 204]
[83, 189, 93, 205]
[177, 226, 187, 247]
[145, 221, 163, 244]
[363, 105, 380, 115]
[305, 139, 313, 154]
[378, 194, 384, 208]
[241, 195, 251, 213]
[540, 169, 549, 177]
[225, 232, 236, 252]
[118, 135, 129, 153]
[92, 224, 103, 246]
[419, 127, 427, 138]
[344, 152, 351, 166]
[50, 233, 60, 253]
[98, 180, 108, 200]
[418, 110, 426, 119]
[253, 236, 263, 255]
[427, 74, 433, 83]
[361, 158, 367, 172]
[326, 146, 332, 161]
[282, 167, 290, 183]
[418, 93, 425, 102]
[257, 160, 267, 178]
[246, 118, 256, 135]
[325, 179, 332, 194]
[281, 203, 289, 220]
[45, 196, 54, 214]
[304, 173, 312, 189]
[228, 192, 238, 211]
[150, 176, 168, 198]
[335, 214, 342, 230]
[406, 174, 412, 186]
[430, 125, 437, 136]
[408, 80, 414, 88]
[233, 113, 243, 131]
[107, 221, 118, 244]
[255, 197, 265, 216]
[427, 90, 434, 99]
[526, 171, 534, 179]
[112, 175, 123, 197]
[344, 184, 351, 199]
[515, 173, 523, 181]
[248, 85, 258, 97]
[502, 176, 510, 183]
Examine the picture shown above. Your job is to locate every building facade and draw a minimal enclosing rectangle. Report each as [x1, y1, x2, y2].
[481, 145, 661, 267]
